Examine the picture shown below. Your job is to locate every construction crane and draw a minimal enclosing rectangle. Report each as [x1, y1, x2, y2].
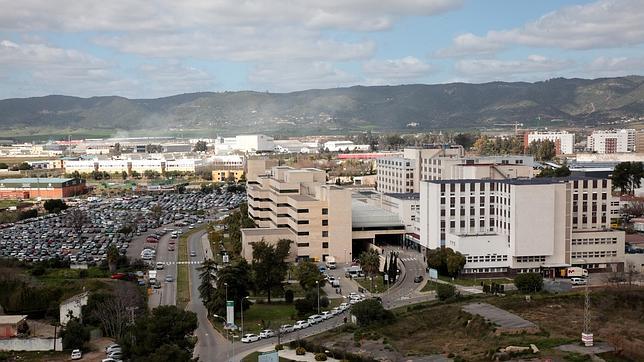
[493, 122, 524, 135]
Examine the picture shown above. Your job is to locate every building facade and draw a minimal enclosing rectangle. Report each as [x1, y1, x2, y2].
[587, 129, 635, 153]
[0, 178, 86, 199]
[525, 131, 575, 155]
[419, 177, 624, 275]
[243, 167, 352, 262]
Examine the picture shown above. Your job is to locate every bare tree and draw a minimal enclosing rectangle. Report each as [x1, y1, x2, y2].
[65, 208, 88, 236]
[91, 283, 144, 341]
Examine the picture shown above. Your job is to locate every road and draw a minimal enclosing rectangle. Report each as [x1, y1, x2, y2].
[187, 229, 230, 361]
[147, 232, 178, 308]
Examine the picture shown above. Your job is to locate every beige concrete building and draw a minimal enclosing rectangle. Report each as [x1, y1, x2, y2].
[243, 166, 352, 262]
[420, 177, 624, 276]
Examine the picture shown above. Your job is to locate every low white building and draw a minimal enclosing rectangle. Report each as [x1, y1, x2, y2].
[324, 140, 369, 152]
[59, 292, 89, 326]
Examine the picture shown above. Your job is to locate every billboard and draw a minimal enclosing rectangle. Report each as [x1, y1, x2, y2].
[226, 300, 234, 327]
[428, 268, 438, 280]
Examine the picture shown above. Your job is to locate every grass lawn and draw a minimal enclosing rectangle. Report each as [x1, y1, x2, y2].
[0, 199, 20, 209]
[420, 280, 438, 292]
[438, 275, 513, 287]
[177, 226, 207, 310]
[241, 351, 295, 362]
[242, 303, 298, 334]
[355, 275, 390, 293]
[42, 267, 109, 279]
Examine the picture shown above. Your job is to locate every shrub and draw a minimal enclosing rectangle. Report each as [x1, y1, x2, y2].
[78, 270, 88, 279]
[275, 344, 284, 351]
[436, 283, 456, 300]
[315, 352, 328, 361]
[514, 273, 543, 293]
[30, 265, 46, 276]
[284, 289, 294, 303]
[351, 299, 395, 327]
[296, 347, 306, 355]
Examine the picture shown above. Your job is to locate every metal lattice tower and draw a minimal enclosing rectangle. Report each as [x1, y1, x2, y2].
[583, 275, 591, 334]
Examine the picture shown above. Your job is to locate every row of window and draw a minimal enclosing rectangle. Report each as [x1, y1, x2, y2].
[571, 237, 618, 245]
[516, 255, 546, 263]
[463, 267, 508, 273]
[571, 250, 618, 259]
[466, 255, 508, 263]
[296, 242, 330, 249]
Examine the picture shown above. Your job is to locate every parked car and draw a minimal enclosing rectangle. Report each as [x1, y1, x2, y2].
[259, 329, 275, 339]
[190, 250, 197, 257]
[105, 343, 120, 353]
[156, 262, 165, 270]
[241, 334, 260, 343]
[571, 277, 587, 285]
[71, 349, 82, 360]
[279, 324, 294, 333]
[331, 307, 341, 315]
[414, 275, 424, 283]
[293, 320, 310, 330]
[308, 314, 324, 324]
[320, 311, 332, 320]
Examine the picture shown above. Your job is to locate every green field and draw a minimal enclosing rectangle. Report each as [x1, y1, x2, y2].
[355, 275, 390, 293]
[438, 275, 513, 287]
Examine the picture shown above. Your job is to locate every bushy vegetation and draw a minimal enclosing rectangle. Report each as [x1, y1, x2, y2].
[426, 247, 466, 277]
[350, 299, 394, 327]
[514, 273, 543, 293]
[436, 283, 456, 301]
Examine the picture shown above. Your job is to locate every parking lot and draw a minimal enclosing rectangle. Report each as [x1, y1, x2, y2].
[0, 188, 245, 266]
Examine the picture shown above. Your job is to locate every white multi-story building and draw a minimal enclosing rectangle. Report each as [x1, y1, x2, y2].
[214, 134, 275, 154]
[376, 157, 415, 193]
[525, 131, 575, 155]
[587, 129, 635, 153]
[419, 177, 624, 275]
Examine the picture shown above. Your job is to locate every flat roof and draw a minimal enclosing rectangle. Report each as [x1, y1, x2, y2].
[0, 177, 74, 183]
[424, 176, 602, 186]
[384, 192, 419, 200]
[351, 200, 403, 228]
[0, 315, 27, 324]
[288, 194, 316, 202]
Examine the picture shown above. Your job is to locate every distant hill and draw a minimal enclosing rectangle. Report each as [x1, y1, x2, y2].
[1, 76, 643, 135]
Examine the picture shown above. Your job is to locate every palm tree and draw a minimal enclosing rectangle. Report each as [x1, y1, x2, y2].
[359, 249, 381, 290]
[107, 245, 119, 273]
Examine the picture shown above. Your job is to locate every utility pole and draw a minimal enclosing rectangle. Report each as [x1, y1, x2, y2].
[316, 280, 320, 314]
[582, 272, 593, 346]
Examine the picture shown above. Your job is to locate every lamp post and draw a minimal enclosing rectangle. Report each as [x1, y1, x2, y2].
[240, 296, 249, 337]
[315, 280, 320, 314]
[224, 282, 228, 301]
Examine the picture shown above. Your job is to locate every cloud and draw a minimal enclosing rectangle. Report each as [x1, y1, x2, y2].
[0, 1, 462, 32]
[454, 55, 574, 82]
[362, 56, 434, 85]
[137, 63, 216, 97]
[439, 0, 644, 56]
[248, 62, 360, 92]
[95, 29, 376, 62]
[586, 56, 644, 77]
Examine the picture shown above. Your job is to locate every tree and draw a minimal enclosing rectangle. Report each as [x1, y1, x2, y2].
[107, 245, 119, 273]
[197, 259, 218, 305]
[193, 140, 208, 152]
[426, 247, 465, 277]
[140, 343, 194, 362]
[514, 273, 543, 293]
[294, 289, 329, 317]
[61, 318, 90, 351]
[251, 239, 292, 303]
[527, 140, 556, 161]
[453, 133, 477, 150]
[537, 165, 571, 178]
[359, 249, 381, 278]
[43, 199, 67, 213]
[123, 306, 197, 361]
[296, 261, 325, 291]
[0, 162, 8, 169]
[209, 260, 252, 317]
[65, 208, 88, 236]
[121, 171, 128, 180]
[284, 289, 294, 304]
[612, 162, 644, 194]
[350, 299, 394, 326]
[436, 283, 456, 300]
[85, 283, 145, 341]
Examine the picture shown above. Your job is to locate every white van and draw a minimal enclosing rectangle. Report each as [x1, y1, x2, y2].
[325, 256, 337, 269]
[570, 277, 587, 286]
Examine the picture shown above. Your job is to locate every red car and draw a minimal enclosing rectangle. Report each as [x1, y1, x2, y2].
[111, 273, 127, 280]
[146, 236, 159, 243]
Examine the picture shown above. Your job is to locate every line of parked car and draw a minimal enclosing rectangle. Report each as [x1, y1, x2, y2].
[240, 301, 354, 343]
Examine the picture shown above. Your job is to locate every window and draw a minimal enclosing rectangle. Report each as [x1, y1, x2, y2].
[322, 231, 328, 237]
[322, 219, 328, 226]
[297, 209, 309, 213]
[322, 242, 329, 249]
[297, 231, 309, 236]
[297, 243, 310, 247]
[297, 220, 309, 224]
[322, 208, 328, 215]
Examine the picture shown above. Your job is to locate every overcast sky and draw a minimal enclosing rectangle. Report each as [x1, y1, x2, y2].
[1, 0, 643, 99]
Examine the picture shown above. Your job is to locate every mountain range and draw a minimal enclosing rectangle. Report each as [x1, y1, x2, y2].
[1, 76, 643, 135]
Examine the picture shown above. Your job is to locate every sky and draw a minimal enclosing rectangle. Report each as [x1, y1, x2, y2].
[0, 0, 643, 99]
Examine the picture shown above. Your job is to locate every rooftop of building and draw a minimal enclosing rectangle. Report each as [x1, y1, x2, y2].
[288, 194, 317, 202]
[384, 192, 420, 200]
[0, 177, 76, 183]
[424, 176, 604, 186]
[351, 200, 404, 228]
[0, 315, 27, 324]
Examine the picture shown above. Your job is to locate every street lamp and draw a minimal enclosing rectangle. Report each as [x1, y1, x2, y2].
[315, 280, 320, 314]
[213, 314, 230, 361]
[240, 296, 249, 337]
[224, 282, 228, 302]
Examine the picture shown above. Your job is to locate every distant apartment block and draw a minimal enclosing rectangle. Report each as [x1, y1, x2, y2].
[525, 131, 575, 155]
[587, 129, 635, 153]
[243, 166, 352, 262]
[420, 177, 624, 276]
[214, 134, 274, 154]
